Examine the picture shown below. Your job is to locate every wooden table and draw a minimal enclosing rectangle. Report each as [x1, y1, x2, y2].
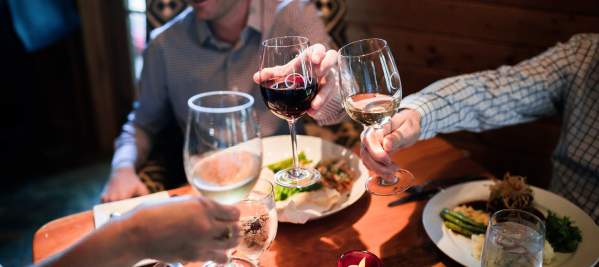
[33, 137, 491, 266]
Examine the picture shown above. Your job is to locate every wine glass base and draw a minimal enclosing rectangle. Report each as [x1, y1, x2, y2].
[366, 169, 415, 196]
[274, 167, 320, 188]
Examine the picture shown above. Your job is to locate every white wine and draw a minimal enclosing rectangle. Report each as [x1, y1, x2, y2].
[344, 93, 398, 127]
[188, 150, 261, 205]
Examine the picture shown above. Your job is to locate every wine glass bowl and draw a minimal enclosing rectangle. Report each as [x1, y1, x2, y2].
[184, 91, 262, 205]
[338, 38, 402, 129]
[259, 36, 320, 188]
[338, 38, 414, 196]
[233, 179, 278, 266]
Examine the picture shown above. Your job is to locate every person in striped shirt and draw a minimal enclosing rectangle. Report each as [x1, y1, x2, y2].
[360, 34, 599, 223]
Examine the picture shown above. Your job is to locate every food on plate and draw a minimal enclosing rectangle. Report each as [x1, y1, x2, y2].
[267, 154, 357, 202]
[543, 240, 555, 264]
[470, 233, 485, 259]
[440, 208, 486, 237]
[266, 151, 312, 173]
[545, 211, 582, 253]
[266, 153, 359, 223]
[453, 205, 489, 226]
[440, 173, 583, 264]
[488, 173, 534, 212]
[274, 182, 322, 201]
[316, 158, 356, 195]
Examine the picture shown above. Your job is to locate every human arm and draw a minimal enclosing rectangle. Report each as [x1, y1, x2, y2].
[34, 196, 240, 267]
[102, 40, 173, 202]
[263, 0, 345, 125]
[362, 34, 596, 176]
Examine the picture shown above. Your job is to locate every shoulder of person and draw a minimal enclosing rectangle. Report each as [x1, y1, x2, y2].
[564, 33, 599, 48]
[274, 0, 315, 14]
[147, 7, 195, 47]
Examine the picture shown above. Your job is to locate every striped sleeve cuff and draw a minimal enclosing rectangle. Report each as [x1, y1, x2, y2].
[313, 68, 348, 126]
[399, 93, 440, 140]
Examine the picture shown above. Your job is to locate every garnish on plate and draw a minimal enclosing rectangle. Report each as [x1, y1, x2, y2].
[545, 210, 582, 253]
[488, 173, 534, 212]
[266, 151, 312, 173]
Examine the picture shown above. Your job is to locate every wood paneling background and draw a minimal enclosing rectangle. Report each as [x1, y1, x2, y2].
[344, 0, 599, 187]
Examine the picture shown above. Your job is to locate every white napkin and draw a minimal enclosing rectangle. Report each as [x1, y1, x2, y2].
[276, 187, 342, 224]
[93, 191, 170, 228]
[92, 192, 170, 267]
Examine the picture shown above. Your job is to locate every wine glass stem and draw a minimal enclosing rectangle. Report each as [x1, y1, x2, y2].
[288, 119, 299, 175]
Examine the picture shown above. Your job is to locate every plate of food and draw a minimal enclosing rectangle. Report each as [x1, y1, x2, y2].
[422, 174, 599, 267]
[259, 135, 368, 224]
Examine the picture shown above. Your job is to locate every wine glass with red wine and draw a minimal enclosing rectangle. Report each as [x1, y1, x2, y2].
[258, 36, 320, 188]
[338, 38, 414, 195]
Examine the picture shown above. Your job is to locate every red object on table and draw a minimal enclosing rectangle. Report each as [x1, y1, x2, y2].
[338, 250, 382, 267]
[33, 138, 490, 266]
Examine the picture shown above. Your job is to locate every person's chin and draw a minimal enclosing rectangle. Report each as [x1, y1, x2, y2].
[194, 11, 214, 21]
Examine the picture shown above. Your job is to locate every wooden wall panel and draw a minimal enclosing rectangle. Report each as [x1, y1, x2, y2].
[347, 0, 599, 47]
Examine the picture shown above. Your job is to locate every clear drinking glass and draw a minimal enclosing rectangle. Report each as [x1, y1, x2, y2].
[183, 91, 262, 267]
[338, 38, 414, 195]
[232, 179, 278, 266]
[481, 209, 545, 267]
[258, 36, 320, 188]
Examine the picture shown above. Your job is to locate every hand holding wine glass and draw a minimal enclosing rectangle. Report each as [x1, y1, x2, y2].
[338, 38, 415, 195]
[256, 36, 338, 188]
[253, 43, 339, 122]
[360, 109, 422, 177]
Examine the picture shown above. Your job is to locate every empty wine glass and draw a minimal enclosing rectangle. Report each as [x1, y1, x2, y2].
[258, 36, 320, 188]
[183, 91, 262, 267]
[338, 38, 414, 195]
[232, 179, 277, 266]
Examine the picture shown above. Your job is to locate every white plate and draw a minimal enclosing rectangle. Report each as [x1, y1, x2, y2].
[261, 135, 368, 223]
[422, 180, 599, 267]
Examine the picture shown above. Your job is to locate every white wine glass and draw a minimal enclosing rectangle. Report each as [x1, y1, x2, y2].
[183, 91, 262, 267]
[232, 179, 277, 266]
[338, 38, 414, 195]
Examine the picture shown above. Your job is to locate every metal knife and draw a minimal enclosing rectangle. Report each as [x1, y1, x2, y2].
[387, 187, 442, 207]
[388, 175, 488, 207]
[405, 175, 487, 194]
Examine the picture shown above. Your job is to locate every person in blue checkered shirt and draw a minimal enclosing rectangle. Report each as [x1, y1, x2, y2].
[359, 34, 599, 223]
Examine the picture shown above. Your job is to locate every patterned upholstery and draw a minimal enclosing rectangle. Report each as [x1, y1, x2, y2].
[146, 0, 187, 33]
[312, 0, 347, 47]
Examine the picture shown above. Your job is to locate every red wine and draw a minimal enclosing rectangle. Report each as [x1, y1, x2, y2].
[260, 75, 318, 120]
